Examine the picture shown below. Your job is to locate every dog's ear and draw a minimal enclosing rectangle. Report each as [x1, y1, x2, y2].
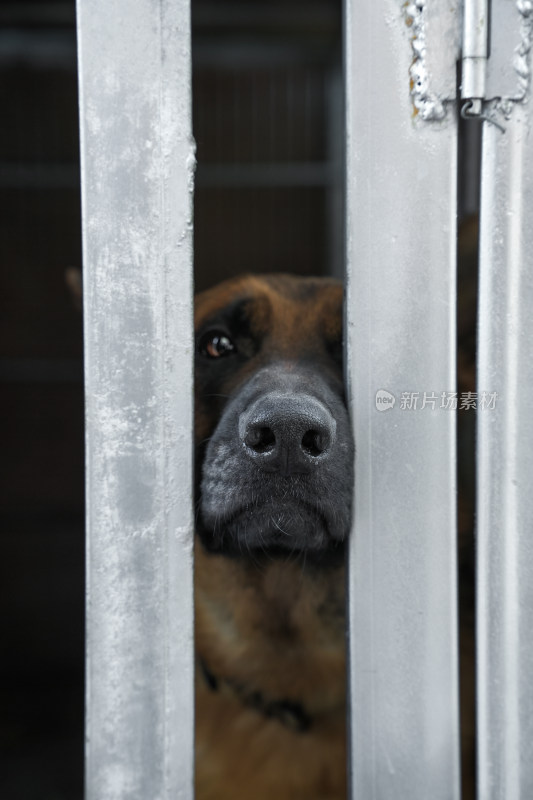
[65, 267, 83, 311]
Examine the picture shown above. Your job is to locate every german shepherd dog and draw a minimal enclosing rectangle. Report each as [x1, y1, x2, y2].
[193, 271, 476, 799]
[194, 274, 353, 799]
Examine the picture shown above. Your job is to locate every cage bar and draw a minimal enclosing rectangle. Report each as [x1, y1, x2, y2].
[77, 1, 195, 798]
[344, 1, 461, 797]
[477, 68, 533, 800]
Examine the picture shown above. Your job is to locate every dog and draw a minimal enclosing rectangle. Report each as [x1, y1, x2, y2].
[194, 274, 354, 800]
[193, 271, 476, 799]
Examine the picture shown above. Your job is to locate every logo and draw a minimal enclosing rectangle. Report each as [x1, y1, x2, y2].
[375, 389, 396, 411]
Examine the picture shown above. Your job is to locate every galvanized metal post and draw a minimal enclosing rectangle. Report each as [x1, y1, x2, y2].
[477, 3, 533, 797]
[344, 1, 461, 797]
[77, 0, 195, 798]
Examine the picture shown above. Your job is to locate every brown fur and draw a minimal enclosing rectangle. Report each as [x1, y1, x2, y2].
[194, 272, 476, 799]
[195, 544, 346, 799]
[194, 275, 347, 799]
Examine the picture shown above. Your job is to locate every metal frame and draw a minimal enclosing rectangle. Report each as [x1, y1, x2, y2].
[77, 1, 195, 798]
[477, 4, 533, 795]
[344, 1, 461, 797]
[77, 0, 533, 797]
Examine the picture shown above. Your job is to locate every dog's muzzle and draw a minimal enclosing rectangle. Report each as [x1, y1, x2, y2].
[239, 393, 336, 477]
[199, 364, 354, 556]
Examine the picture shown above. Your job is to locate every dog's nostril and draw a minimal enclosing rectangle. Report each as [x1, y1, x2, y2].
[301, 429, 327, 457]
[246, 425, 276, 454]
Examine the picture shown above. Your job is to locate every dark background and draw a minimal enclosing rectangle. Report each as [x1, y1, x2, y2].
[0, 2, 344, 797]
[1, 2, 481, 797]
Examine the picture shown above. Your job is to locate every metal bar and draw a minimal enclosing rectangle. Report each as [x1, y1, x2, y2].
[77, 1, 195, 798]
[0, 358, 83, 383]
[477, 10, 533, 795]
[0, 30, 76, 67]
[0, 163, 79, 188]
[344, 1, 461, 797]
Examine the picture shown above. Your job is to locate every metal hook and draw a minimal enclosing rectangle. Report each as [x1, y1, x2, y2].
[461, 100, 506, 134]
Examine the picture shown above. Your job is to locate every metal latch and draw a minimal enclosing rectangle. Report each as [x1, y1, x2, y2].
[461, 0, 533, 132]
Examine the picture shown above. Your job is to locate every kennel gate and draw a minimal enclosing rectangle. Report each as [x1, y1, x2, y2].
[77, 0, 533, 798]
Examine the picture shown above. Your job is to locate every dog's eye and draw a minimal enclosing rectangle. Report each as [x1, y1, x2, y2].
[199, 331, 236, 359]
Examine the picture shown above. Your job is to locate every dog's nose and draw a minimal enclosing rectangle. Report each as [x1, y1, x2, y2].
[239, 394, 337, 475]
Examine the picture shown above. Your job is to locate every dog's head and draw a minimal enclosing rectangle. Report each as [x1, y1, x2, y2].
[195, 274, 354, 560]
